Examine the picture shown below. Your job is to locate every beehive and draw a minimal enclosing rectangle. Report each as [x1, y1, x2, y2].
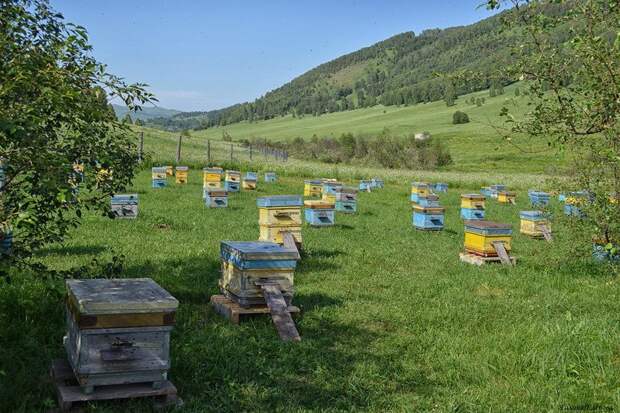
[224, 170, 241, 192]
[1, 229, 12, 255]
[564, 191, 588, 217]
[497, 191, 516, 204]
[417, 194, 440, 208]
[434, 183, 448, 193]
[464, 220, 512, 257]
[264, 172, 277, 183]
[410, 182, 431, 203]
[528, 191, 550, 207]
[461, 194, 485, 220]
[412, 205, 445, 231]
[304, 180, 323, 197]
[203, 167, 223, 190]
[519, 211, 550, 238]
[151, 167, 167, 188]
[371, 178, 384, 189]
[64, 278, 178, 393]
[304, 200, 335, 226]
[335, 187, 358, 213]
[219, 241, 298, 307]
[205, 188, 228, 208]
[111, 194, 138, 219]
[174, 166, 188, 184]
[322, 181, 343, 196]
[258, 195, 303, 245]
[359, 180, 372, 192]
[165, 166, 174, 177]
[242, 172, 258, 190]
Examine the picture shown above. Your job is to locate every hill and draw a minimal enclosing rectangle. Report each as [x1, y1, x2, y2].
[113, 104, 181, 121]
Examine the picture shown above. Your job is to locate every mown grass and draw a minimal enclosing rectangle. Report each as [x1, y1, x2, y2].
[1, 169, 618, 412]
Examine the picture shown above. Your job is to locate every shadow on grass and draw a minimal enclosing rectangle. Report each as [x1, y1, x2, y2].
[335, 223, 355, 230]
[37, 244, 107, 256]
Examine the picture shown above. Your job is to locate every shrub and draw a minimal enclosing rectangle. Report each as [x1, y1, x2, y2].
[453, 111, 470, 124]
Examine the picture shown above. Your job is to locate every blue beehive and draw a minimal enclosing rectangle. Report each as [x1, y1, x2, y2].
[413, 206, 444, 231]
[322, 182, 343, 196]
[433, 183, 448, 193]
[371, 178, 384, 189]
[417, 195, 440, 208]
[461, 208, 485, 220]
[359, 180, 372, 191]
[111, 194, 138, 219]
[528, 191, 550, 207]
[151, 167, 167, 188]
[224, 180, 240, 192]
[304, 200, 335, 226]
[335, 201, 357, 213]
[257, 195, 303, 208]
[264, 172, 277, 183]
[1, 230, 12, 255]
[220, 241, 298, 270]
[205, 188, 228, 208]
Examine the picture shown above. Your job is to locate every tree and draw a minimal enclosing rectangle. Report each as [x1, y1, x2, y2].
[0, 0, 154, 270]
[486, 0, 620, 257]
[122, 113, 133, 124]
[453, 111, 470, 124]
[444, 80, 457, 106]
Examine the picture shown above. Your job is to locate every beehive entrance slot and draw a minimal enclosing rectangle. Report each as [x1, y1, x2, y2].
[258, 282, 301, 342]
[430, 218, 442, 225]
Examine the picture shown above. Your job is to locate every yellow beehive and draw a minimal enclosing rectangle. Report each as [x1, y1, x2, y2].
[242, 180, 257, 190]
[520, 211, 550, 238]
[203, 168, 222, 184]
[175, 166, 189, 184]
[258, 196, 304, 246]
[304, 199, 335, 209]
[304, 180, 323, 197]
[165, 166, 174, 177]
[464, 221, 512, 257]
[225, 170, 241, 182]
[461, 194, 486, 209]
[497, 191, 516, 204]
[259, 225, 303, 244]
[259, 207, 302, 227]
[411, 182, 430, 196]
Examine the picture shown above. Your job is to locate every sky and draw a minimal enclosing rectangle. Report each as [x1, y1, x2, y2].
[51, 0, 499, 112]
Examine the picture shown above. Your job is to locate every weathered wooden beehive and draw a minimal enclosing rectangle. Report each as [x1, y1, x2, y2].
[497, 191, 516, 205]
[219, 241, 298, 307]
[528, 191, 550, 207]
[165, 166, 174, 177]
[304, 179, 323, 197]
[242, 172, 258, 190]
[64, 278, 178, 394]
[151, 167, 167, 189]
[321, 181, 343, 204]
[433, 183, 448, 193]
[111, 194, 139, 219]
[264, 172, 277, 183]
[258, 195, 303, 245]
[461, 194, 486, 220]
[175, 166, 188, 184]
[410, 182, 430, 204]
[335, 187, 358, 214]
[412, 205, 445, 231]
[417, 194, 440, 208]
[359, 180, 373, 192]
[202, 167, 223, 193]
[224, 170, 241, 192]
[205, 188, 228, 208]
[464, 220, 512, 257]
[304, 200, 335, 226]
[371, 178, 384, 189]
[520, 211, 551, 239]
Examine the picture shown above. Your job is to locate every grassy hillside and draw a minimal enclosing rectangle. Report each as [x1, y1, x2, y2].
[141, 84, 565, 175]
[114, 104, 181, 121]
[3, 171, 617, 412]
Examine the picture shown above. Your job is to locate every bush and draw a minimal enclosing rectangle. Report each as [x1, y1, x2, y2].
[453, 111, 470, 124]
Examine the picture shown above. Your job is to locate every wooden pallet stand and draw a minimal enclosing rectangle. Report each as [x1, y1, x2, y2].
[459, 252, 517, 266]
[50, 359, 182, 411]
[210, 294, 301, 341]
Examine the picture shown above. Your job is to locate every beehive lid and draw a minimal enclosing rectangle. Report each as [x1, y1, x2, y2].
[304, 200, 334, 209]
[462, 193, 486, 200]
[176, 166, 189, 171]
[152, 167, 167, 173]
[111, 194, 138, 203]
[411, 182, 429, 188]
[499, 191, 516, 196]
[226, 170, 240, 174]
[464, 220, 512, 235]
[490, 184, 506, 190]
[528, 190, 549, 196]
[520, 210, 544, 220]
[257, 195, 303, 208]
[66, 278, 178, 316]
[413, 205, 445, 214]
[323, 181, 342, 187]
[304, 179, 322, 184]
[245, 172, 258, 179]
[221, 241, 299, 261]
[203, 167, 223, 173]
[265, 172, 276, 175]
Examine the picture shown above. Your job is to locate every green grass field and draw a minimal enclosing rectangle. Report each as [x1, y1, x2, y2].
[145, 83, 565, 174]
[2, 170, 618, 412]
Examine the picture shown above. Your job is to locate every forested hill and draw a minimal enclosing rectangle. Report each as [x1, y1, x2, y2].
[146, 4, 570, 131]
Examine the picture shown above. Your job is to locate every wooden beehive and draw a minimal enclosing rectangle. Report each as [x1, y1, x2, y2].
[564, 191, 588, 217]
[304, 180, 323, 197]
[111, 194, 138, 219]
[264, 172, 277, 183]
[258, 196, 303, 245]
[410, 182, 430, 203]
[304, 200, 335, 226]
[519, 211, 551, 239]
[322, 181, 343, 198]
[335, 187, 358, 214]
[359, 180, 372, 192]
[461, 194, 485, 220]
[64, 278, 178, 394]
[242, 172, 258, 190]
[165, 166, 174, 177]
[203, 167, 223, 190]
[417, 194, 440, 208]
[225, 170, 241, 182]
[528, 191, 550, 207]
[205, 188, 228, 208]
[151, 167, 167, 188]
[497, 191, 516, 204]
[433, 183, 448, 193]
[412, 205, 445, 231]
[175, 166, 188, 184]
[219, 241, 298, 307]
[371, 178, 384, 189]
[464, 220, 512, 257]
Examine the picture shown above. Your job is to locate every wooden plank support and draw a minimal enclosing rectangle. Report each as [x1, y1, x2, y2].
[210, 294, 300, 325]
[280, 231, 301, 260]
[459, 252, 517, 266]
[491, 241, 513, 266]
[540, 225, 553, 242]
[260, 283, 301, 342]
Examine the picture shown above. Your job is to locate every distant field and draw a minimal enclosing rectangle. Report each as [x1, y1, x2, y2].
[2, 171, 617, 412]
[154, 83, 564, 174]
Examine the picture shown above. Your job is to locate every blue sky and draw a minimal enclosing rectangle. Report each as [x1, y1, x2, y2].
[51, 0, 499, 112]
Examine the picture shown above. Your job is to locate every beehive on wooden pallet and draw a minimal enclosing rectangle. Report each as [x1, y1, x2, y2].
[520, 211, 552, 241]
[264, 172, 277, 183]
[461, 194, 486, 220]
[304, 179, 323, 197]
[205, 188, 228, 208]
[202, 167, 223, 194]
[410, 182, 430, 204]
[258, 195, 303, 246]
[304, 200, 335, 227]
[165, 166, 174, 177]
[224, 170, 241, 192]
[242, 172, 258, 190]
[111, 194, 138, 219]
[413, 205, 445, 231]
[528, 191, 550, 207]
[497, 191, 516, 205]
[359, 180, 373, 192]
[462, 220, 514, 265]
[63, 278, 178, 395]
[433, 182, 448, 193]
[175, 166, 188, 184]
[151, 167, 167, 188]
[335, 187, 358, 213]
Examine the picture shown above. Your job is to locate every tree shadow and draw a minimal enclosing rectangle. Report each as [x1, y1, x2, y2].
[37, 244, 107, 257]
[335, 223, 354, 230]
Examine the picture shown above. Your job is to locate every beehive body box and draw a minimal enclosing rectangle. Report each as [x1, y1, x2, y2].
[461, 208, 485, 220]
[175, 167, 189, 184]
[464, 221, 512, 256]
[205, 189, 228, 208]
[520, 211, 550, 237]
[528, 191, 550, 206]
[203, 168, 222, 186]
[259, 225, 302, 244]
[359, 180, 372, 191]
[461, 194, 486, 209]
[413, 206, 444, 230]
[242, 179, 257, 190]
[322, 182, 343, 196]
[264, 172, 277, 182]
[111, 194, 139, 219]
[498, 191, 516, 204]
[434, 183, 448, 193]
[304, 180, 323, 196]
[224, 181, 240, 192]
[64, 278, 178, 389]
[417, 195, 440, 208]
[152, 167, 167, 180]
[225, 171, 241, 182]
[371, 178, 384, 188]
[336, 187, 358, 202]
[335, 201, 357, 213]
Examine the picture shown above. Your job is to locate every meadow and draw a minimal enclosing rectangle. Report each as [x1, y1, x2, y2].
[1, 169, 618, 412]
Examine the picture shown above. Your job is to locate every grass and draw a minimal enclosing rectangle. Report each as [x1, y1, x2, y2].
[1, 169, 618, 412]
[144, 83, 566, 174]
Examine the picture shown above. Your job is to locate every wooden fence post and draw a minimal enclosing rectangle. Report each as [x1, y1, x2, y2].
[230, 143, 233, 162]
[207, 139, 211, 163]
[176, 135, 182, 163]
[138, 131, 144, 162]
[249, 144, 253, 161]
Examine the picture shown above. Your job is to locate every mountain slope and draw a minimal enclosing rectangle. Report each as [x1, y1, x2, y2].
[113, 104, 181, 121]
